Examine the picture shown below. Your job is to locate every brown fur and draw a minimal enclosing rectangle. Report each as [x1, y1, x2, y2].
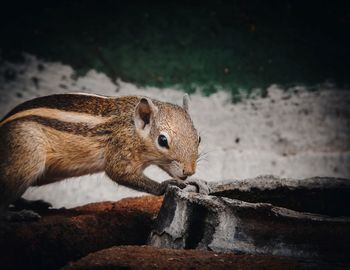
[0, 94, 200, 209]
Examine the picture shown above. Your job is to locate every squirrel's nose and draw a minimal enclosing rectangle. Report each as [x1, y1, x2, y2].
[182, 162, 196, 177]
[183, 168, 195, 177]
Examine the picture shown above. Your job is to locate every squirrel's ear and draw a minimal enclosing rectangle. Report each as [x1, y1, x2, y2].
[134, 98, 158, 130]
[182, 94, 190, 112]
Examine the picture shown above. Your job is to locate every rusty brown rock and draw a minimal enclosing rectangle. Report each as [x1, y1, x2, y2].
[0, 196, 163, 270]
[62, 245, 302, 270]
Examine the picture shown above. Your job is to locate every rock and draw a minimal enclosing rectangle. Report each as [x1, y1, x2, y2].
[149, 176, 350, 267]
[0, 196, 163, 270]
[62, 245, 302, 270]
[2, 176, 349, 269]
[210, 175, 350, 216]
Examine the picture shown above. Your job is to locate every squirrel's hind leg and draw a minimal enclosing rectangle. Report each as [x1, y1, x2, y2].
[0, 209, 41, 222]
[0, 124, 47, 221]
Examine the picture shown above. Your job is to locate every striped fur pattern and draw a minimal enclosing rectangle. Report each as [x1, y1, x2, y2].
[0, 93, 200, 208]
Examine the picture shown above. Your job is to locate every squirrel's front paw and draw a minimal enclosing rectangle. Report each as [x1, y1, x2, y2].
[159, 179, 187, 194]
[183, 179, 210, 194]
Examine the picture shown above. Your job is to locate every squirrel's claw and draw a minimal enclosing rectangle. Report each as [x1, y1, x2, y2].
[159, 179, 187, 195]
[183, 178, 210, 194]
[160, 179, 211, 195]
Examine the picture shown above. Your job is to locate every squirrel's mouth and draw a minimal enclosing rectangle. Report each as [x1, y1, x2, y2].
[169, 172, 187, 181]
[157, 163, 188, 181]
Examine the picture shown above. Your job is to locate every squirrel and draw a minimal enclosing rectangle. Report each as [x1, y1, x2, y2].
[0, 93, 202, 216]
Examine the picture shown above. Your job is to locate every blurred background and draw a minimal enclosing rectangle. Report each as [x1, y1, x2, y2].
[0, 0, 349, 208]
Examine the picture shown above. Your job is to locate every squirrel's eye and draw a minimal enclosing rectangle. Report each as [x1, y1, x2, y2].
[198, 136, 201, 144]
[158, 134, 169, 148]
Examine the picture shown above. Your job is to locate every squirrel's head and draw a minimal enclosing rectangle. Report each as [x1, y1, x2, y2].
[134, 95, 200, 180]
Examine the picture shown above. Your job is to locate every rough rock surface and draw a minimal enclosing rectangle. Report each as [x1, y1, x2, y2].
[62, 245, 302, 270]
[210, 175, 350, 216]
[0, 193, 303, 270]
[0, 196, 163, 270]
[150, 176, 350, 267]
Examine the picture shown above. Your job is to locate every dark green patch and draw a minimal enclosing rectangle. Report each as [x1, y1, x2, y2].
[1, 1, 349, 96]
